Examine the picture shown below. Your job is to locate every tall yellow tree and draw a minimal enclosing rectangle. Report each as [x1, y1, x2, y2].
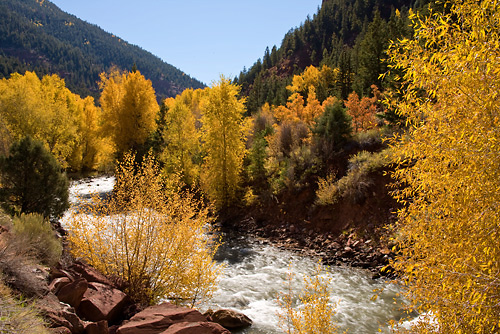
[344, 87, 378, 133]
[0, 72, 79, 167]
[100, 69, 158, 155]
[388, 1, 500, 332]
[69, 96, 113, 172]
[200, 77, 248, 207]
[287, 65, 339, 102]
[161, 94, 200, 185]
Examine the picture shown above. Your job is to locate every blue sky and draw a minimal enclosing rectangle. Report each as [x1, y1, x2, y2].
[49, 0, 322, 85]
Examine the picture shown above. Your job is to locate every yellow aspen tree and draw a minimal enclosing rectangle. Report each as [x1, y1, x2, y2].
[387, 1, 500, 332]
[0, 114, 12, 157]
[287, 65, 339, 102]
[200, 76, 248, 207]
[344, 90, 377, 133]
[277, 264, 338, 334]
[274, 93, 305, 125]
[39, 74, 79, 163]
[100, 69, 159, 155]
[161, 96, 200, 185]
[302, 87, 325, 126]
[0, 72, 79, 167]
[68, 96, 113, 172]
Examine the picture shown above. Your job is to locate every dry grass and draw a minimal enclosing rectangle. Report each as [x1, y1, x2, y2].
[0, 213, 51, 298]
[11, 213, 62, 267]
[0, 279, 50, 334]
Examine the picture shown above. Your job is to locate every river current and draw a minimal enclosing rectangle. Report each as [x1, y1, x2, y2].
[204, 233, 407, 334]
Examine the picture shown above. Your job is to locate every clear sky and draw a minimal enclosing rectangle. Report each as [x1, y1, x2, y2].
[49, 0, 322, 85]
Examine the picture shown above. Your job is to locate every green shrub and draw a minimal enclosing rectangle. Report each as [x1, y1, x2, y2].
[315, 148, 392, 205]
[313, 100, 352, 158]
[348, 149, 390, 173]
[11, 213, 62, 266]
[353, 127, 394, 148]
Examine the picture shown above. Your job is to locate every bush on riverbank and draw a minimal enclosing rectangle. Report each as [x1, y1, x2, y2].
[67, 152, 223, 306]
[315, 148, 392, 206]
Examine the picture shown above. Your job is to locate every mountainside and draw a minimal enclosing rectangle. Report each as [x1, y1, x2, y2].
[237, 0, 432, 113]
[0, 0, 205, 100]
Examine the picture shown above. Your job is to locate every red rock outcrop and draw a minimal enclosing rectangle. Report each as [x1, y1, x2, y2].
[117, 303, 207, 334]
[37, 293, 85, 334]
[77, 282, 129, 323]
[205, 309, 253, 329]
[70, 262, 114, 287]
[49, 276, 71, 294]
[84, 320, 109, 334]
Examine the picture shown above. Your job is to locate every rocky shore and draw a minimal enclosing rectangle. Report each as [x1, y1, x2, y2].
[221, 216, 396, 279]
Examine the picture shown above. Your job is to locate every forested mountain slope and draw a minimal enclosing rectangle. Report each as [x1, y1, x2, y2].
[0, 0, 205, 100]
[237, 0, 432, 113]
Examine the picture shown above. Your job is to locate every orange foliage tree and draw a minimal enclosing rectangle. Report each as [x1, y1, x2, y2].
[344, 85, 381, 133]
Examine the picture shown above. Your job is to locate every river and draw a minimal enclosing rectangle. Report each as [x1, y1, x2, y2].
[66, 176, 410, 333]
[203, 233, 408, 334]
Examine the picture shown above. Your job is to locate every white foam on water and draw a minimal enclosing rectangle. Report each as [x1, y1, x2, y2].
[203, 239, 410, 334]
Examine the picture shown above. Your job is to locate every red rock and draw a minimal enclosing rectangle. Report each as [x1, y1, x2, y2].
[50, 267, 76, 281]
[57, 278, 88, 308]
[208, 309, 253, 329]
[160, 322, 230, 334]
[78, 282, 128, 322]
[37, 293, 85, 334]
[84, 320, 109, 334]
[71, 263, 114, 286]
[50, 277, 71, 294]
[117, 303, 207, 334]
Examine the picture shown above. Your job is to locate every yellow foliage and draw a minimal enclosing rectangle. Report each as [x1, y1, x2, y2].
[67, 152, 222, 306]
[161, 92, 201, 186]
[69, 96, 114, 172]
[387, 1, 500, 332]
[0, 72, 112, 172]
[0, 72, 79, 167]
[277, 264, 338, 334]
[344, 86, 380, 133]
[100, 69, 159, 155]
[200, 76, 248, 207]
[287, 65, 339, 102]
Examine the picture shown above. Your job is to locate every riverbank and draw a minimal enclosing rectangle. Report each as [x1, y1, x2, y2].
[219, 170, 398, 279]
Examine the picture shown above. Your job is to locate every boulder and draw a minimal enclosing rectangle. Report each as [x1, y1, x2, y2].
[71, 263, 114, 287]
[84, 320, 109, 334]
[78, 282, 129, 323]
[117, 303, 206, 334]
[207, 309, 252, 329]
[160, 322, 230, 334]
[57, 278, 88, 308]
[37, 293, 85, 334]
